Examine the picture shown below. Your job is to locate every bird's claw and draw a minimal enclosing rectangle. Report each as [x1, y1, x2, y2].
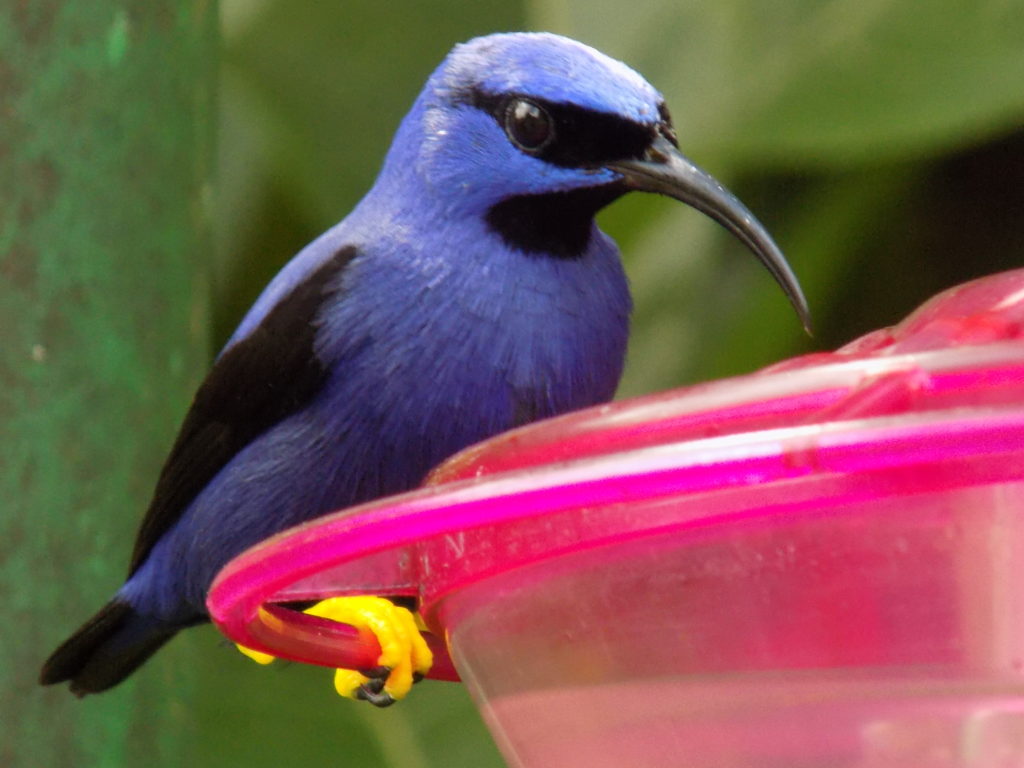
[353, 667, 423, 706]
[354, 669, 396, 707]
[320, 595, 432, 703]
[236, 595, 432, 705]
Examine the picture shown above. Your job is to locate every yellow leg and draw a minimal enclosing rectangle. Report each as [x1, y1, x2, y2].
[235, 595, 433, 706]
[235, 643, 275, 666]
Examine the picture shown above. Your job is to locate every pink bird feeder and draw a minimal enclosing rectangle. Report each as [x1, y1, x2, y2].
[209, 269, 1024, 767]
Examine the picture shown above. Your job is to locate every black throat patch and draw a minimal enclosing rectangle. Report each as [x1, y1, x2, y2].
[486, 184, 625, 259]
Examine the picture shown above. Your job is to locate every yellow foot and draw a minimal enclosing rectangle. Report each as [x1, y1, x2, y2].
[236, 596, 432, 707]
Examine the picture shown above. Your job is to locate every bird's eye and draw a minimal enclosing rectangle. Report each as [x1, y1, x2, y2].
[504, 98, 554, 152]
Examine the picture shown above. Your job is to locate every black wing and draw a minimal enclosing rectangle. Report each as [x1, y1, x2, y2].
[127, 245, 359, 575]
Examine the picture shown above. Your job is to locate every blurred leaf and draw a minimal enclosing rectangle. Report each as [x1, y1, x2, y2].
[696, 166, 918, 381]
[538, 0, 1024, 167]
[192, 625, 503, 768]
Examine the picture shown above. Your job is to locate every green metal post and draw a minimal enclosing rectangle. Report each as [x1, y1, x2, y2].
[1, 2, 216, 766]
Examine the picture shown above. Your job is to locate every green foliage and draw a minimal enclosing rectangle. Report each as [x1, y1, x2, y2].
[203, 1, 1024, 765]
[560, 0, 1024, 166]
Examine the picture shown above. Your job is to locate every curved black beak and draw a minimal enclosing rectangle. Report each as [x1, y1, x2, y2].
[607, 135, 811, 334]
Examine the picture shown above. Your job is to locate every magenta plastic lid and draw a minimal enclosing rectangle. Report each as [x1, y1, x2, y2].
[207, 269, 1024, 681]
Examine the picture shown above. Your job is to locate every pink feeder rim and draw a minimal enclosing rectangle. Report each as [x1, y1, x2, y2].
[207, 269, 1024, 686]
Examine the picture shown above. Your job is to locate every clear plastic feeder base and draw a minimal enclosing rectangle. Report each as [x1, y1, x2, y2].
[445, 483, 1024, 768]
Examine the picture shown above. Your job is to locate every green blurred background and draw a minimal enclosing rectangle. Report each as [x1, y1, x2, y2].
[11, 0, 1024, 765]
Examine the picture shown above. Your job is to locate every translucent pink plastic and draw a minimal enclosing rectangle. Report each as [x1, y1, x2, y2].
[209, 269, 1024, 767]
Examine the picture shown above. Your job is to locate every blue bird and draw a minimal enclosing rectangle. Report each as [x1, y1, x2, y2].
[41, 32, 809, 702]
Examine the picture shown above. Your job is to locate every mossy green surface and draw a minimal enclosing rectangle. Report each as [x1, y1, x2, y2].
[2, 2, 216, 765]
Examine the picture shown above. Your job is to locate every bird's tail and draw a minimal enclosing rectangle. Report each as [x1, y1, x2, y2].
[39, 600, 178, 696]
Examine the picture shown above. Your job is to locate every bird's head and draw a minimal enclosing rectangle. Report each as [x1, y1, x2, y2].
[379, 32, 809, 330]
